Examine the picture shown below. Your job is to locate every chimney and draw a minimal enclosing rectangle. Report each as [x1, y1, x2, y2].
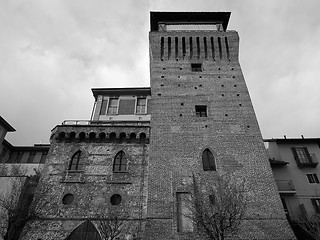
[284, 135, 286, 139]
[301, 135, 304, 139]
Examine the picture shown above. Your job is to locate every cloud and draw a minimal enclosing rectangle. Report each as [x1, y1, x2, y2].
[1, 0, 320, 145]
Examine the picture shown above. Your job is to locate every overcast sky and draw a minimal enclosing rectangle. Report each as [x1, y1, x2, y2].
[1, 0, 320, 146]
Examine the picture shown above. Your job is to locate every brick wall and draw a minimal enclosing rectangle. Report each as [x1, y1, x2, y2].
[146, 30, 296, 239]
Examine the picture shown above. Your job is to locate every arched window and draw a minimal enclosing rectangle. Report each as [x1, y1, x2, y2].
[202, 149, 216, 171]
[113, 151, 127, 172]
[69, 150, 84, 171]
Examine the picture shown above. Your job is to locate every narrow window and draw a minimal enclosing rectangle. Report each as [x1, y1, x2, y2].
[191, 63, 202, 72]
[202, 149, 216, 171]
[189, 37, 193, 59]
[69, 150, 84, 171]
[225, 37, 230, 60]
[100, 99, 108, 115]
[195, 105, 207, 117]
[113, 151, 127, 172]
[175, 37, 179, 59]
[210, 37, 215, 60]
[307, 173, 319, 183]
[196, 37, 200, 59]
[177, 193, 193, 232]
[107, 98, 118, 115]
[182, 37, 186, 58]
[218, 37, 222, 59]
[160, 37, 164, 60]
[203, 37, 207, 59]
[168, 37, 171, 59]
[136, 98, 147, 114]
[27, 152, 36, 163]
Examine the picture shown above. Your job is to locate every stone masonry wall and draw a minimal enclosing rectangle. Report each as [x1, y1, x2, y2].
[26, 125, 149, 240]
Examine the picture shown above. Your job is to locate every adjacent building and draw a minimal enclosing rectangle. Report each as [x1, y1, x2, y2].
[0, 116, 49, 240]
[265, 137, 320, 238]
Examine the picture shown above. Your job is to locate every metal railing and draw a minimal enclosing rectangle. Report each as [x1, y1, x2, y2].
[62, 120, 91, 125]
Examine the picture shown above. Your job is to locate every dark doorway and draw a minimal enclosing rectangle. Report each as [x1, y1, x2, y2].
[64, 220, 101, 240]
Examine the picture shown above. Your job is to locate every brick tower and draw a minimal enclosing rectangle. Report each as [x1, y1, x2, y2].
[146, 12, 296, 239]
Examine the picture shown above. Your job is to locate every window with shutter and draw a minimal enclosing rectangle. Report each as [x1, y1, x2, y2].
[291, 147, 317, 168]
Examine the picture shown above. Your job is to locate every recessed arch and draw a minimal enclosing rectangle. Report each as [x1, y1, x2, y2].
[58, 132, 66, 141]
[109, 132, 116, 141]
[89, 132, 96, 141]
[129, 132, 136, 140]
[119, 132, 126, 143]
[99, 132, 106, 141]
[139, 132, 146, 143]
[79, 132, 86, 142]
[64, 220, 101, 240]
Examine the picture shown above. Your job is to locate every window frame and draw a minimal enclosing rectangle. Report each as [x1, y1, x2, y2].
[202, 149, 216, 171]
[292, 147, 312, 164]
[135, 97, 147, 115]
[191, 63, 202, 72]
[69, 150, 84, 171]
[195, 105, 207, 117]
[107, 97, 119, 115]
[113, 151, 128, 173]
[307, 173, 320, 184]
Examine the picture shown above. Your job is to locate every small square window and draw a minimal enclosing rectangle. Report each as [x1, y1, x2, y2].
[307, 173, 319, 184]
[191, 63, 202, 72]
[195, 105, 207, 117]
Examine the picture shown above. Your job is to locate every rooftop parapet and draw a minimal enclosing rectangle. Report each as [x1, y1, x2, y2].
[150, 12, 231, 32]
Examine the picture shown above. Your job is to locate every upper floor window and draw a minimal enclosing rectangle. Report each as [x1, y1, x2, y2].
[195, 105, 207, 117]
[107, 98, 118, 115]
[307, 173, 319, 184]
[113, 151, 127, 172]
[69, 150, 84, 171]
[191, 63, 202, 72]
[292, 147, 317, 168]
[202, 149, 216, 171]
[136, 98, 147, 114]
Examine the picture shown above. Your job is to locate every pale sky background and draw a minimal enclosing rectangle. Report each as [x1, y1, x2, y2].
[1, 0, 320, 146]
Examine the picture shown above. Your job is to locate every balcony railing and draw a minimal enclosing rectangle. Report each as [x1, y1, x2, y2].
[296, 153, 318, 168]
[276, 180, 296, 195]
[62, 120, 91, 125]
